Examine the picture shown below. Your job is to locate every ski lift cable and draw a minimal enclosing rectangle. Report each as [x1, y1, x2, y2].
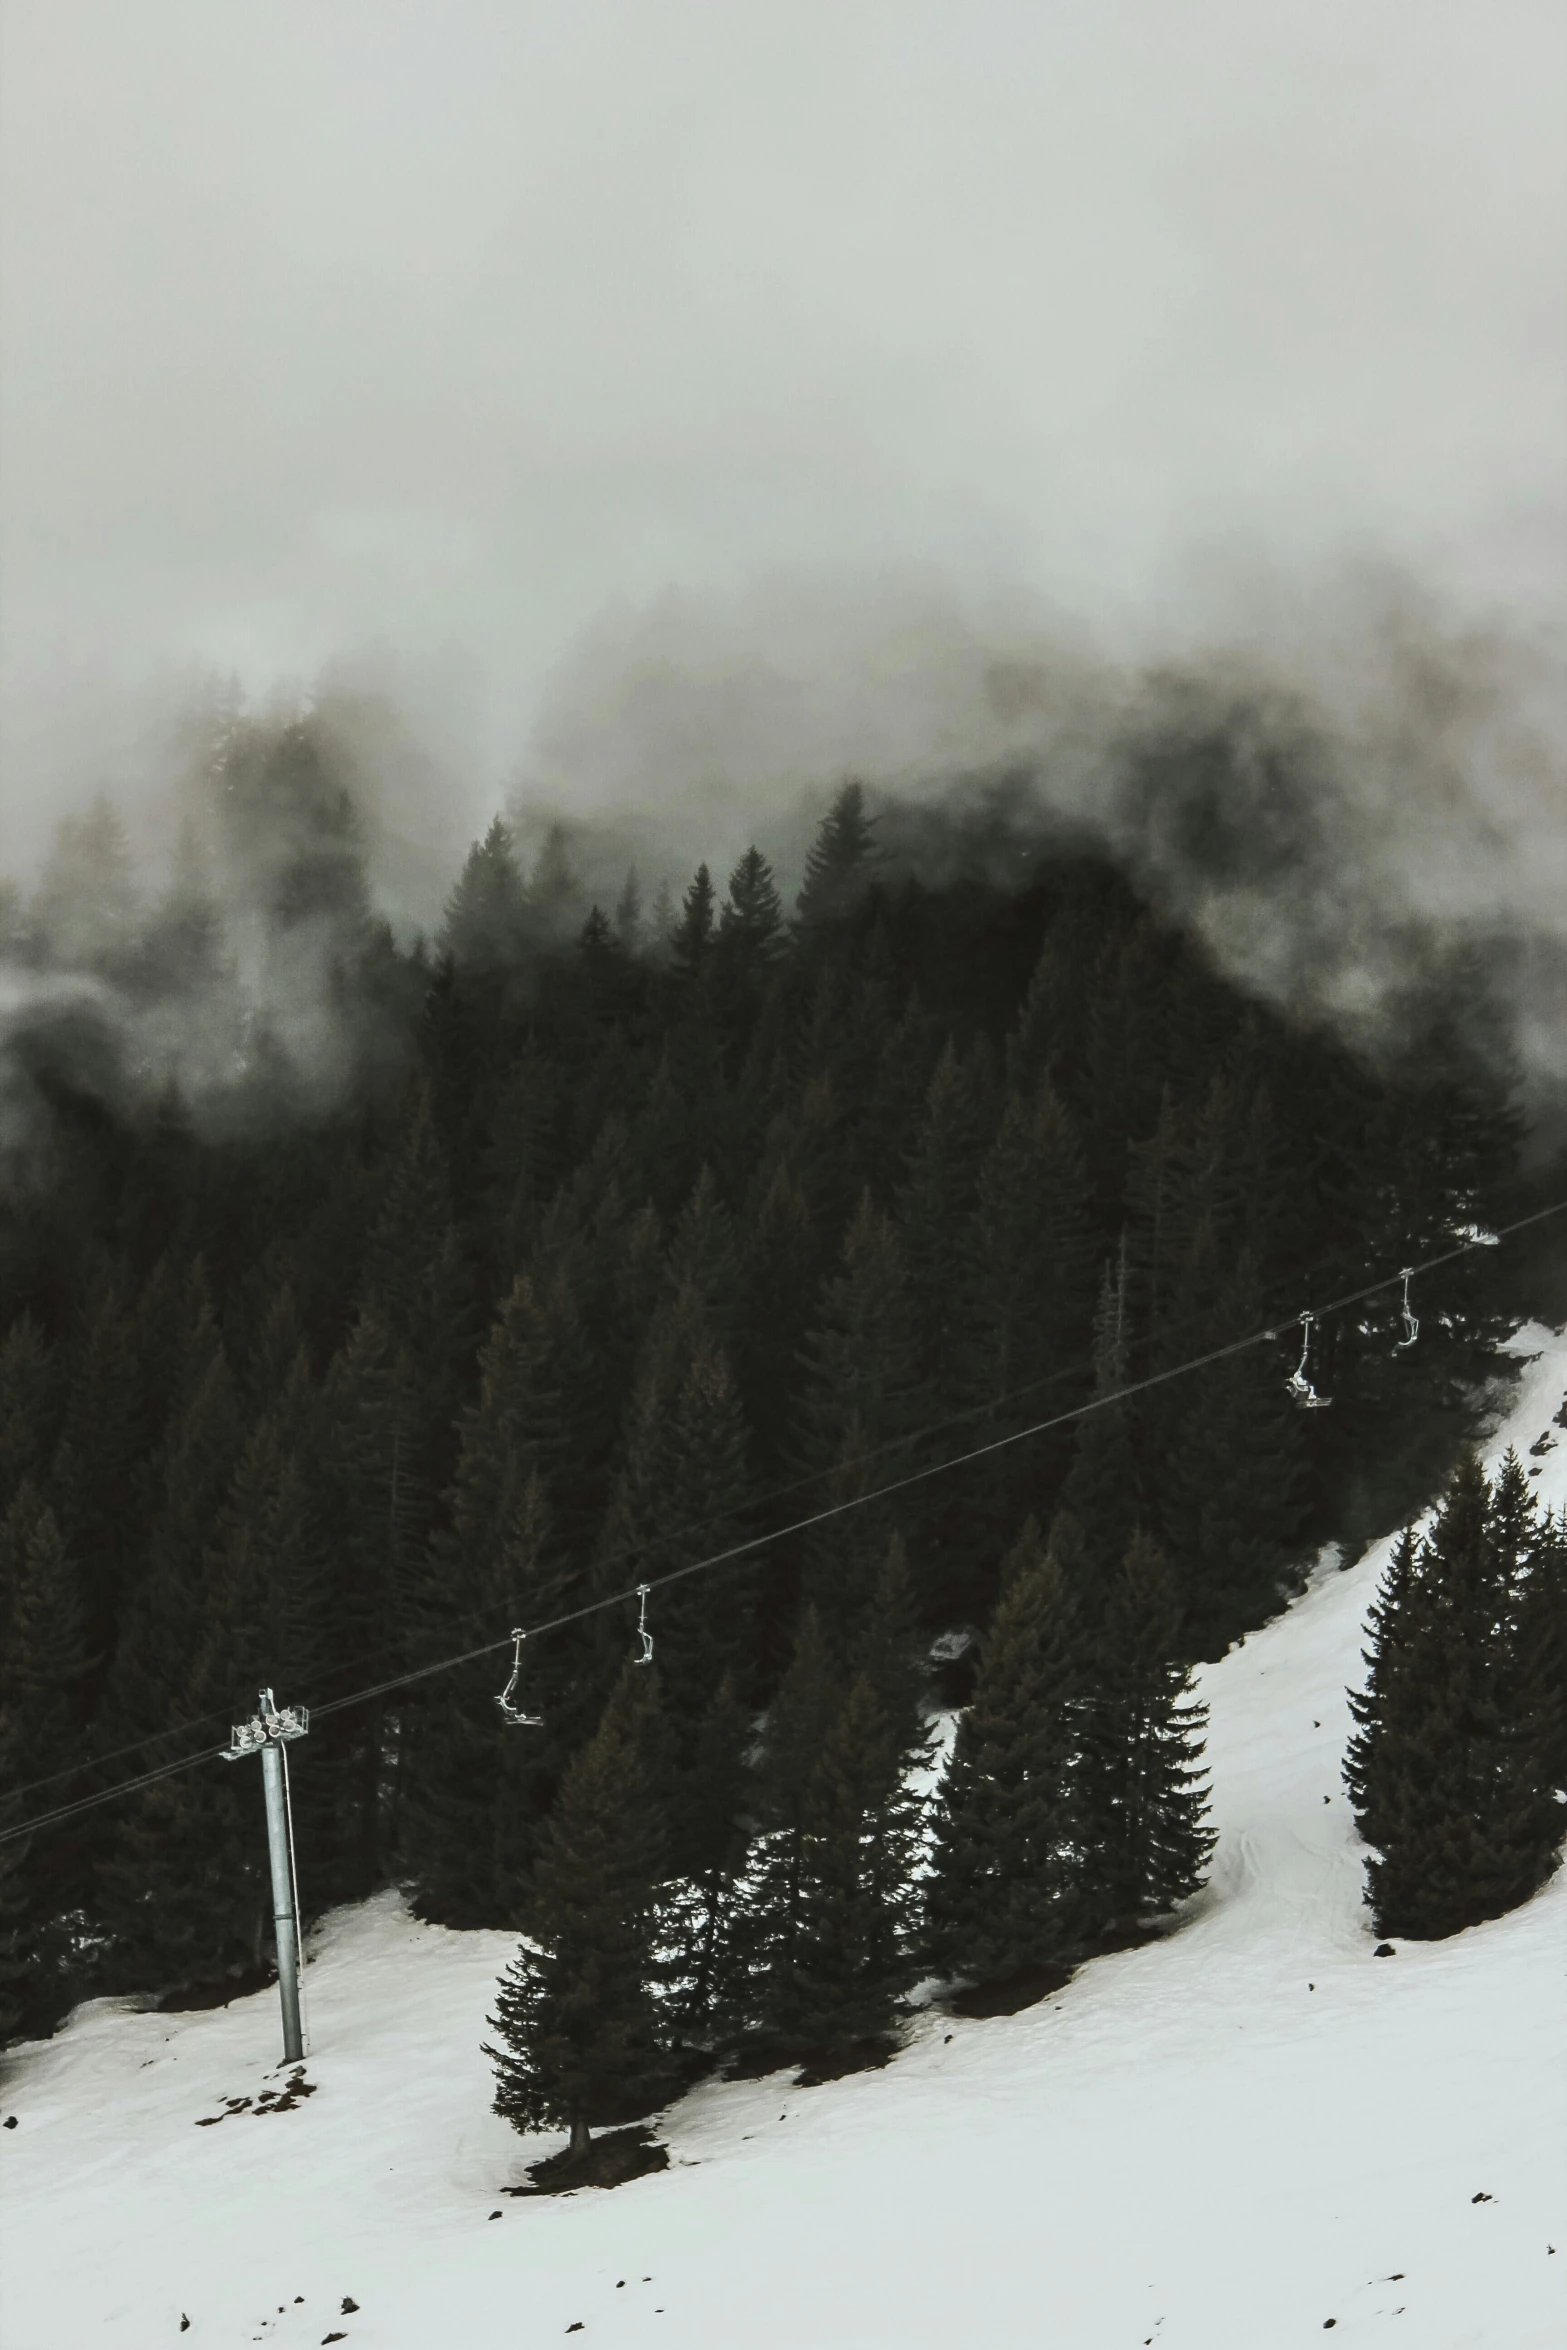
[7, 1193, 1543, 1813]
[224, 1195, 1558, 1725]
[305, 1194, 1567, 1720]
[0, 1738, 233, 1850]
[4, 1191, 1565, 1849]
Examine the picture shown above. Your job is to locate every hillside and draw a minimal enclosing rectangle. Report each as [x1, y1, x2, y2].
[3, 1326, 1563, 2350]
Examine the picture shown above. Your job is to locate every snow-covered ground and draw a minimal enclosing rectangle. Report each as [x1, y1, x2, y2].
[5, 1330, 1566, 2350]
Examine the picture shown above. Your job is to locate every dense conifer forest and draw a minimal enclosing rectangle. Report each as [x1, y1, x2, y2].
[0, 712, 1540, 2068]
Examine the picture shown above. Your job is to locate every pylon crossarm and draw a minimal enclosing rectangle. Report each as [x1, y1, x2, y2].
[221, 1693, 309, 1760]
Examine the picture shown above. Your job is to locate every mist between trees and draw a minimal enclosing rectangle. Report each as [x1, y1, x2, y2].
[0, 721, 1548, 2050]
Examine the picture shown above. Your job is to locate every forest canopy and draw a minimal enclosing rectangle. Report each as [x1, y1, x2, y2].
[0, 727, 1529, 2036]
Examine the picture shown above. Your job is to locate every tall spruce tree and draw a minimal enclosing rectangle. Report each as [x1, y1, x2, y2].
[485, 1664, 669, 2156]
[591, 1283, 755, 1763]
[1515, 1505, 1567, 1798]
[960, 1079, 1099, 1558]
[736, 1600, 924, 2055]
[440, 817, 530, 969]
[0, 1314, 53, 1505]
[1075, 1531, 1215, 1943]
[748, 1670, 924, 2054]
[0, 1493, 90, 2024]
[656, 1671, 754, 2033]
[1344, 1452, 1565, 1939]
[795, 780, 877, 929]
[925, 1520, 1083, 1985]
[1055, 1247, 1141, 1634]
[795, 1192, 929, 1629]
[716, 845, 785, 1023]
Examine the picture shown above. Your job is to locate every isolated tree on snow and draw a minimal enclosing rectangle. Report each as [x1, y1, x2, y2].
[486, 1664, 670, 2157]
[1344, 1451, 1565, 1939]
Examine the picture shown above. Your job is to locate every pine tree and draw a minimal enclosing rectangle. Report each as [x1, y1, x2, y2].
[925, 1520, 1083, 1984]
[94, 1315, 246, 1973]
[671, 864, 717, 985]
[0, 1315, 53, 1507]
[663, 1169, 744, 1352]
[526, 823, 581, 937]
[1515, 1507, 1567, 1798]
[1344, 1452, 1565, 1939]
[401, 1385, 580, 1928]
[1076, 1532, 1215, 1943]
[959, 1078, 1099, 1562]
[485, 1664, 669, 2156]
[440, 817, 530, 969]
[896, 1039, 996, 1402]
[0, 1488, 89, 1775]
[748, 1670, 924, 2054]
[848, 1530, 925, 1759]
[795, 780, 877, 929]
[657, 1672, 754, 2032]
[736, 1164, 818, 1475]
[1054, 1248, 1142, 1634]
[0, 1493, 91, 2025]
[613, 869, 644, 956]
[1157, 1250, 1310, 1655]
[33, 794, 139, 969]
[591, 1284, 756, 1758]
[717, 846, 785, 992]
[795, 1192, 929, 1629]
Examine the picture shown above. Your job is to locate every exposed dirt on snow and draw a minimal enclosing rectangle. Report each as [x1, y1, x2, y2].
[2, 1327, 1564, 2349]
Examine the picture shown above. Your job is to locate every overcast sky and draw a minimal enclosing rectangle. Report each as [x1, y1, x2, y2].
[2, 0, 1563, 867]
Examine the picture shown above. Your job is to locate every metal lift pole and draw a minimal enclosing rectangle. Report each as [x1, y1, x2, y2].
[223, 1687, 310, 2064]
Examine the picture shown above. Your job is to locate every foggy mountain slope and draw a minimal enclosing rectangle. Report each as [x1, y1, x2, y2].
[4, 1324, 1563, 2350]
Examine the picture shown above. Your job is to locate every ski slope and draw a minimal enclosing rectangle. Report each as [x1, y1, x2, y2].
[3, 1329, 1565, 2350]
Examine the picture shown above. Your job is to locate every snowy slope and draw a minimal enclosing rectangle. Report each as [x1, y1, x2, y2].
[4, 1330, 1566, 2350]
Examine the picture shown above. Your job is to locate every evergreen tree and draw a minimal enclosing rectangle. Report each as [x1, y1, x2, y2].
[718, 846, 785, 979]
[925, 1520, 1083, 1984]
[848, 1529, 925, 1759]
[32, 794, 139, 969]
[736, 1163, 818, 1474]
[896, 1039, 996, 1401]
[746, 1669, 924, 2054]
[1156, 1250, 1310, 1655]
[1075, 1532, 1215, 1943]
[485, 1664, 669, 2156]
[959, 1078, 1099, 1556]
[613, 868, 644, 956]
[94, 1314, 246, 1970]
[0, 1488, 89, 1776]
[663, 1168, 744, 1352]
[657, 1671, 754, 2032]
[440, 817, 530, 969]
[1054, 1248, 1142, 1633]
[0, 1315, 53, 1506]
[671, 863, 717, 984]
[526, 823, 581, 936]
[0, 1494, 91, 2023]
[1344, 1453, 1565, 1939]
[795, 780, 877, 929]
[795, 1192, 929, 1628]
[592, 1284, 756, 1760]
[1515, 1506, 1567, 1798]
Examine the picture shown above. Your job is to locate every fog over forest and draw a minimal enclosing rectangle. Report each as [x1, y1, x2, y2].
[2, 2, 1564, 1110]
